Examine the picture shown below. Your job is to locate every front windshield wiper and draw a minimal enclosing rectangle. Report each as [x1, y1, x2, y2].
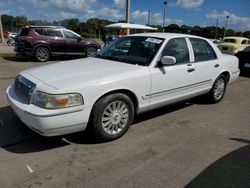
[96, 54, 147, 66]
[102, 55, 121, 62]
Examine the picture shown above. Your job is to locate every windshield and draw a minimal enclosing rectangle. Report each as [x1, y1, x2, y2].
[96, 36, 164, 66]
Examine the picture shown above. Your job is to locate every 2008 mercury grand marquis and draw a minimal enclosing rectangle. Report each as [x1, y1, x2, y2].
[6, 33, 240, 141]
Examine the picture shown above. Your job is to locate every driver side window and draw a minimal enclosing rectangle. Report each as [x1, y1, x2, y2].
[63, 30, 79, 39]
[162, 38, 190, 64]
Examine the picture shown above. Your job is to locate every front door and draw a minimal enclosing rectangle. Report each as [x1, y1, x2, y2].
[149, 38, 194, 110]
[62, 29, 83, 54]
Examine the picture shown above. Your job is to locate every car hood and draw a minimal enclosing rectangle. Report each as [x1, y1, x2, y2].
[23, 57, 142, 90]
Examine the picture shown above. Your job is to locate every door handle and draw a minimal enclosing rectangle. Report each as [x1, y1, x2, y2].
[214, 64, 220, 68]
[187, 68, 195, 72]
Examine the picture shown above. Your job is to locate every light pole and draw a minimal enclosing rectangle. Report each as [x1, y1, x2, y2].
[162, 1, 167, 32]
[223, 16, 229, 38]
[0, 15, 4, 43]
[148, 10, 151, 25]
[126, 0, 131, 35]
[215, 19, 218, 39]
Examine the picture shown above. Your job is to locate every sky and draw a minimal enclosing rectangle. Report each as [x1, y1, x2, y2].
[0, 0, 250, 31]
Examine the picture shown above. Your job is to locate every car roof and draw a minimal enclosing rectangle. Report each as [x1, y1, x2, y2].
[223, 37, 249, 40]
[23, 25, 65, 29]
[128, 32, 206, 40]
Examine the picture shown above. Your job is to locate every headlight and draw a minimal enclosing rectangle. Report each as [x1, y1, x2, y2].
[31, 91, 83, 109]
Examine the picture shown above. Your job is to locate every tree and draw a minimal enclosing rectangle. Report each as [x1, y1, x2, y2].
[13, 16, 27, 28]
[67, 18, 80, 31]
[1, 14, 14, 31]
[243, 31, 250, 39]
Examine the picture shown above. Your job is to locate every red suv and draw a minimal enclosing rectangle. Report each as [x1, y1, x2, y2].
[14, 26, 101, 62]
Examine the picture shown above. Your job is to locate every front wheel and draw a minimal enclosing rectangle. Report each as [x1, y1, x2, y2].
[85, 46, 97, 57]
[90, 93, 134, 141]
[207, 75, 227, 103]
[34, 46, 50, 62]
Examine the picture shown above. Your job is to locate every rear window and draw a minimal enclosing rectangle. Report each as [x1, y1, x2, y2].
[34, 29, 44, 35]
[241, 40, 247, 44]
[19, 28, 30, 36]
[190, 38, 217, 62]
[223, 39, 236, 43]
[44, 29, 63, 37]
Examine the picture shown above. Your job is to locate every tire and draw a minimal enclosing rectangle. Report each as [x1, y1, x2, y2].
[34, 46, 51, 62]
[85, 46, 97, 57]
[207, 75, 227, 103]
[7, 39, 14, 46]
[90, 93, 134, 141]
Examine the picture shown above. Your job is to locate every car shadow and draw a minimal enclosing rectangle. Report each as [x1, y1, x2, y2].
[0, 97, 237, 153]
[1, 101, 193, 153]
[134, 101, 192, 124]
[185, 138, 250, 188]
[62, 101, 195, 146]
[3, 55, 33, 62]
[0, 106, 69, 153]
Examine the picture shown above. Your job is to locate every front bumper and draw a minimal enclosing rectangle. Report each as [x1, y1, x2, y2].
[6, 85, 91, 136]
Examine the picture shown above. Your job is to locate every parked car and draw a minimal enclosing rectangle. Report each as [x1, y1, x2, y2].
[8, 32, 19, 38]
[6, 36, 15, 46]
[102, 34, 117, 47]
[209, 39, 221, 46]
[235, 46, 250, 72]
[6, 32, 19, 46]
[3, 31, 10, 38]
[218, 37, 250, 55]
[14, 26, 101, 62]
[7, 33, 240, 141]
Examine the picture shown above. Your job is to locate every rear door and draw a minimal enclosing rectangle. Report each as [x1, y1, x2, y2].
[188, 38, 220, 92]
[41, 28, 65, 54]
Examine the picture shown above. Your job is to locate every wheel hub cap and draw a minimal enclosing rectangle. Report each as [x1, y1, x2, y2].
[101, 101, 129, 135]
[111, 111, 122, 124]
[214, 78, 225, 100]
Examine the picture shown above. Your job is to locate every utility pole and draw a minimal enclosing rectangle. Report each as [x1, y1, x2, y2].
[126, 0, 131, 35]
[148, 10, 151, 25]
[223, 16, 229, 38]
[0, 15, 4, 43]
[215, 19, 219, 39]
[162, 1, 167, 32]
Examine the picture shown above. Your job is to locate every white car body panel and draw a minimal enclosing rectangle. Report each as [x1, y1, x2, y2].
[6, 33, 240, 136]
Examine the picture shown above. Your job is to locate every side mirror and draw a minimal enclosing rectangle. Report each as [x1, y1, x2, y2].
[160, 56, 176, 66]
[77, 37, 82, 41]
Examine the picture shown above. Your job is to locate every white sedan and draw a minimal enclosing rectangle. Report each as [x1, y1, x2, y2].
[6, 33, 240, 141]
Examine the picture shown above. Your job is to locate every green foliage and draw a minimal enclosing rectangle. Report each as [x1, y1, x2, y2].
[1, 14, 250, 39]
[13, 16, 28, 28]
[243, 31, 250, 39]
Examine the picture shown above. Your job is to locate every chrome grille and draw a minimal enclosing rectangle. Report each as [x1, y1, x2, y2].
[14, 75, 36, 104]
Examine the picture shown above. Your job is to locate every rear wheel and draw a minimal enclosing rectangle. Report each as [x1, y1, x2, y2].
[34, 46, 50, 62]
[85, 46, 97, 57]
[90, 93, 134, 141]
[207, 75, 227, 103]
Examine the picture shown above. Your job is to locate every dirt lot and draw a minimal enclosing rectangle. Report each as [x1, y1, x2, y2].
[0, 56, 249, 188]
